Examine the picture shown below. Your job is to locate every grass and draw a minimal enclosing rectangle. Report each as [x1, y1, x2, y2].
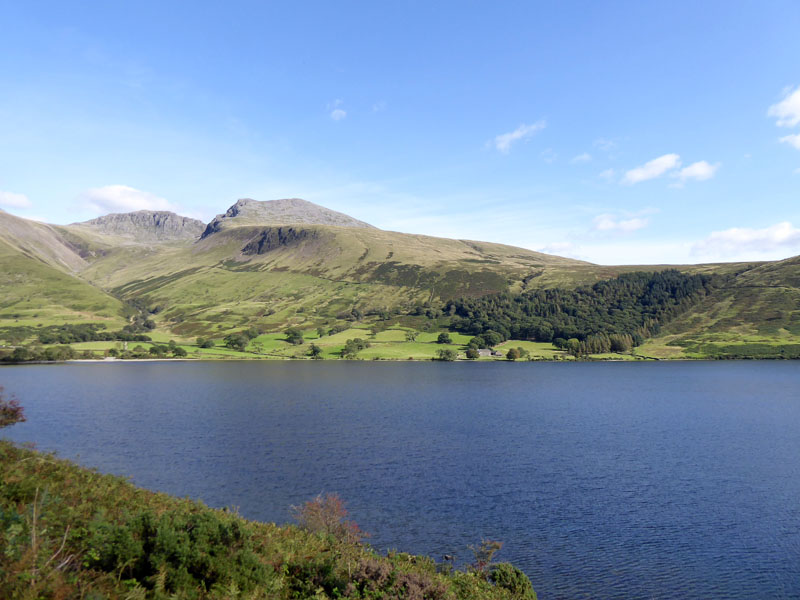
[3, 208, 800, 360]
[0, 440, 536, 599]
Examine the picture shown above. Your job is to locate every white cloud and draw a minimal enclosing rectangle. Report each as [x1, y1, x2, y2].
[80, 185, 175, 214]
[779, 133, 800, 150]
[691, 221, 800, 258]
[571, 152, 592, 163]
[328, 99, 347, 121]
[372, 101, 387, 113]
[674, 160, 720, 182]
[599, 168, 616, 181]
[592, 213, 649, 233]
[0, 190, 31, 208]
[622, 153, 681, 184]
[768, 86, 800, 128]
[492, 120, 546, 153]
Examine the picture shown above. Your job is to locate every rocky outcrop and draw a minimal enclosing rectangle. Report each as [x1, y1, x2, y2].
[241, 227, 317, 255]
[73, 211, 205, 241]
[201, 198, 375, 239]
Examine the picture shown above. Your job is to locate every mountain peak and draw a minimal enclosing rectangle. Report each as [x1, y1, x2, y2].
[201, 198, 376, 238]
[71, 210, 206, 241]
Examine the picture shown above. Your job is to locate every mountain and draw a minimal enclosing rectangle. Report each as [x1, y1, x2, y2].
[1, 199, 799, 358]
[201, 198, 375, 238]
[70, 211, 206, 241]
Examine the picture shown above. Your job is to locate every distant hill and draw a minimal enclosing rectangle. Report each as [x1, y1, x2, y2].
[1, 199, 798, 358]
[71, 211, 205, 241]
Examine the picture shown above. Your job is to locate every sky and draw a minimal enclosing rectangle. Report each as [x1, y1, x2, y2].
[1, 1, 800, 265]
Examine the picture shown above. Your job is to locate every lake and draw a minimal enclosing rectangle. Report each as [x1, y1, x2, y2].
[2, 360, 799, 599]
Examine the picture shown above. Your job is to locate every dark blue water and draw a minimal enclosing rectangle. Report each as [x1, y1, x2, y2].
[2, 361, 799, 599]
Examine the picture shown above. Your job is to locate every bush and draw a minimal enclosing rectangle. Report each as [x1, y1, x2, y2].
[436, 348, 457, 361]
[291, 493, 366, 544]
[285, 327, 304, 345]
[437, 332, 452, 344]
[0, 387, 25, 429]
[489, 563, 537, 599]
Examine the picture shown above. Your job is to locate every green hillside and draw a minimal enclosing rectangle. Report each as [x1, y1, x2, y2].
[0, 440, 536, 599]
[1, 200, 799, 360]
[0, 214, 126, 329]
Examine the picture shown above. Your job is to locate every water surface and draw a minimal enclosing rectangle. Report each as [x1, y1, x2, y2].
[3, 361, 799, 599]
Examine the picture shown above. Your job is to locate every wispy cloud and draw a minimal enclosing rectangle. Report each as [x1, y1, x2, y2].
[769, 86, 800, 160]
[492, 120, 546, 153]
[768, 86, 800, 128]
[537, 241, 586, 260]
[571, 152, 592, 163]
[79, 185, 175, 214]
[0, 190, 31, 209]
[593, 138, 617, 152]
[674, 160, 720, 183]
[622, 154, 681, 184]
[592, 213, 649, 233]
[329, 99, 347, 121]
[691, 221, 800, 258]
[779, 133, 800, 150]
[540, 148, 557, 163]
[599, 168, 616, 181]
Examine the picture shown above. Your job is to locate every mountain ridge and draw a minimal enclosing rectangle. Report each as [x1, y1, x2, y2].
[1, 202, 799, 359]
[201, 198, 376, 239]
[70, 210, 206, 241]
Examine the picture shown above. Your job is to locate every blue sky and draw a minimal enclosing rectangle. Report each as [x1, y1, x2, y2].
[1, 1, 799, 265]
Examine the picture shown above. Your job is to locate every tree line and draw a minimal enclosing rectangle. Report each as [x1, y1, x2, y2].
[446, 270, 719, 349]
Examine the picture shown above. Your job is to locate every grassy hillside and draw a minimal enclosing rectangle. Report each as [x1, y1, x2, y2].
[0, 238, 126, 330]
[0, 440, 536, 599]
[637, 256, 800, 358]
[66, 223, 588, 338]
[1, 203, 799, 359]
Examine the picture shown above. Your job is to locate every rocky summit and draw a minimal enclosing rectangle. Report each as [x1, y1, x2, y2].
[72, 211, 206, 241]
[200, 198, 376, 238]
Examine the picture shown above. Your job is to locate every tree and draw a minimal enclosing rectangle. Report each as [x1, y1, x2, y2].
[285, 327, 304, 345]
[465, 347, 480, 360]
[405, 330, 418, 342]
[437, 332, 452, 344]
[469, 539, 503, 574]
[0, 386, 25, 429]
[506, 347, 521, 361]
[316, 326, 326, 338]
[172, 346, 188, 358]
[291, 493, 366, 544]
[224, 333, 248, 352]
[308, 343, 323, 359]
[436, 348, 457, 361]
[341, 338, 369, 359]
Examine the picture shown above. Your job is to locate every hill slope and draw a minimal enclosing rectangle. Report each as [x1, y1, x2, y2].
[0, 211, 126, 327]
[1, 200, 799, 357]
